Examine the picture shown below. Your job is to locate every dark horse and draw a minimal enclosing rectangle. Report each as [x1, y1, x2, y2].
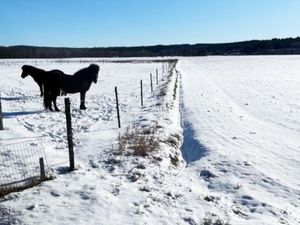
[21, 64, 99, 111]
[21, 65, 64, 96]
[44, 64, 99, 111]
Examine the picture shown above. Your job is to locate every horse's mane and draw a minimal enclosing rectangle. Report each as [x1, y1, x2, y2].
[73, 64, 99, 77]
[22, 65, 45, 73]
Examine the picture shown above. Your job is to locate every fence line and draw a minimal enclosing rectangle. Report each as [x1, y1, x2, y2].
[110, 61, 176, 129]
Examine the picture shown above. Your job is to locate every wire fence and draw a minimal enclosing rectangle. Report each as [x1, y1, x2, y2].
[0, 138, 49, 197]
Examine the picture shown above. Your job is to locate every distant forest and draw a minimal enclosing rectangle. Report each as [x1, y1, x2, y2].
[1, 37, 300, 58]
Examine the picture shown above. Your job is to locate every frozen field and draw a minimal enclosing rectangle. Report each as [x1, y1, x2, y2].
[178, 56, 300, 225]
[0, 56, 300, 225]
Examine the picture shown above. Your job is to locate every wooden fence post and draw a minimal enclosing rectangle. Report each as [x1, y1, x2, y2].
[64, 98, 75, 171]
[150, 73, 153, 93]
[39, 157, 45, 181]
[156, 69, 158, 85]
[0, 92, 3, 130]
[115, 87, 121, 128]
[140, 80, 143, 106]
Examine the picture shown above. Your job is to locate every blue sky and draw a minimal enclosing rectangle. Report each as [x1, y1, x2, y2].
[1, 0, 299, 47]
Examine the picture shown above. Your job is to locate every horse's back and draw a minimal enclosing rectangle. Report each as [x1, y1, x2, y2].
[47, 71, 79, 93]
[45, 64, 98, 94]
[50, 69, 64, 74]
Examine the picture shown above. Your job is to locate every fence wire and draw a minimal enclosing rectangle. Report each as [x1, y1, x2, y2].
[0, 138, 48, 197]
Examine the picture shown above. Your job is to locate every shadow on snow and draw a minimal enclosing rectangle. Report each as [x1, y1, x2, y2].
[3, 110, 43, 118]
[1, 96, 25, 101]
[179, 74, 208, 164]
[181, 120, 208, 164]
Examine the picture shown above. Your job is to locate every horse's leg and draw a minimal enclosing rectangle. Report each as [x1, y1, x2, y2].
[53, 90, 60, 112]
[48, 90, 55, 111]
[39, 83, 44, 96]
[80, 91, 86, 110]
[49, 98, 54, 111]
[44, 86, 51, 111]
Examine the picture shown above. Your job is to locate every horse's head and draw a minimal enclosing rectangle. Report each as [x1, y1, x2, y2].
[21, 65, 31, 78]
[89, 64, 100, 83]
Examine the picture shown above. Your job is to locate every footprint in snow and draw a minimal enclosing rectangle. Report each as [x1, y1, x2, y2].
[50, 190, 60, 197]
[79, 192, 90, 200]
[26, 205, 36, 211]
[199, 169, 216, 180]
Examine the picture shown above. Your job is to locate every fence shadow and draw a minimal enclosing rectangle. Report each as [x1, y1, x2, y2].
[3, 110, 43, 118]
[1, 96, 24, 101]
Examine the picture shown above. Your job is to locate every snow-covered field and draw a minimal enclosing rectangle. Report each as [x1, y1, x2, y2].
[0, 56, 300, 225]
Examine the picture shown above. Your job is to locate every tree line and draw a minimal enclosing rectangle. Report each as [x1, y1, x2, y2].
[1, 37, 300, 58]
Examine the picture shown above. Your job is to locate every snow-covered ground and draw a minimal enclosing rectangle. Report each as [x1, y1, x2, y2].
[0, 56, 300, 225]
[178, 56, 300, 225]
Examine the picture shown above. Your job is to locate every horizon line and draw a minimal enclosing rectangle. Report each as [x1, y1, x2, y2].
[2, 36, 299, 49]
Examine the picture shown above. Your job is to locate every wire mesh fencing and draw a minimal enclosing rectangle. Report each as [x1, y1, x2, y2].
[0, 138, 50, 197]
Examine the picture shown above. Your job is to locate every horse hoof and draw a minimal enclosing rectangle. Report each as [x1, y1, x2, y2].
[80, 106, 87, 110]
